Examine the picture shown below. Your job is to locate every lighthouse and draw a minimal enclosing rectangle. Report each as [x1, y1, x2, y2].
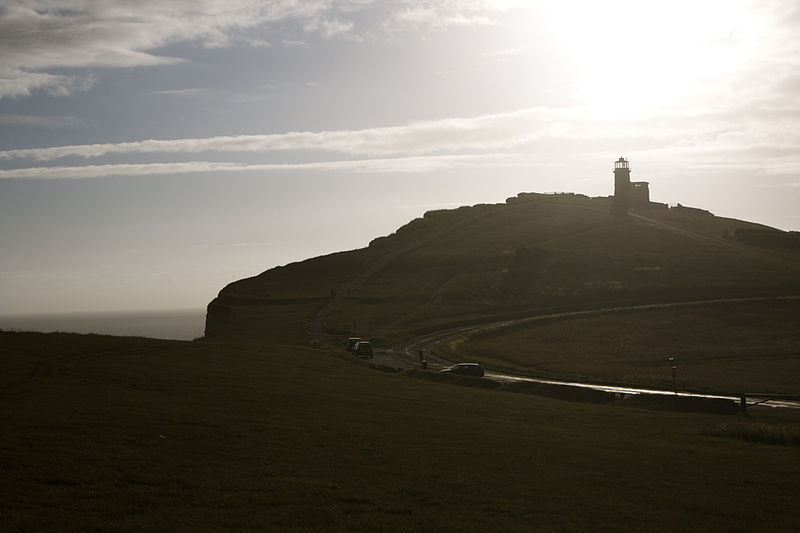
[614, 157, 631, 205]
[613, 157, 650, 208]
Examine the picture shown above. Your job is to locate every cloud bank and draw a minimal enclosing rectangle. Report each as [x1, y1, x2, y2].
[0, 153, 533, 180]
[0, 0, 518, 98]
[0, 108, 574, 161]
[1, 1, 796, 182]
[1, 102, 796, 179]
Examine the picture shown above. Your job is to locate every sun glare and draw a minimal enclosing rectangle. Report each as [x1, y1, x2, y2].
[537, 0, 755, 115]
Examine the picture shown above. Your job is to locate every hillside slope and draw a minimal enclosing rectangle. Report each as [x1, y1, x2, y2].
[205, 193, 800, 344]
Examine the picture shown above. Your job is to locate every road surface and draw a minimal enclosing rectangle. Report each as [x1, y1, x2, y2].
[377, 298, 800, 410]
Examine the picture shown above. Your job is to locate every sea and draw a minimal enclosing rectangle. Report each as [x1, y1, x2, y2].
[0, 309, 206, 341]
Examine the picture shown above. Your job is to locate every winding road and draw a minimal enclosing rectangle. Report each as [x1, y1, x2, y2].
[374, 296, 800, 410]
[310, 204, 800, 410]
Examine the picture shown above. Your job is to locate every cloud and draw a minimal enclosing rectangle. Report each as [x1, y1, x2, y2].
[0, 0, 333, 98]
[385, 1, 515, 31]
[756, 182, 800, 189]
[0, 96, 796, 179]
[0, 68, 93, 99]
[0, 113, 85, 128]
[192, 241, 280, 249]
[622, 136, 800, 177]
[149, 88, 208, 97]
[0, 108, 582, 161]
[0, 104, 781, 162]
[0, 1, 533, 98]
[0, 153, 534, 180]
[481, 45, 527, 59]
[303, 17, 355, 39]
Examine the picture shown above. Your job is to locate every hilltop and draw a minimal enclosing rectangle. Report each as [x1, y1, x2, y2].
[205, 193, 800, 346]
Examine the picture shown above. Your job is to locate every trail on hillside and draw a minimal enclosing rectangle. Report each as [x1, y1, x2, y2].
[629, 211, 800, 270]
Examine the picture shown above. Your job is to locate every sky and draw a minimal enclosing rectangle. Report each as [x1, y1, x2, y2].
[1, 0, 799, 315]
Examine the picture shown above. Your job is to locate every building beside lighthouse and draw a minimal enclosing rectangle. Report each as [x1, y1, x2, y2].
[613, 157, 650, 207]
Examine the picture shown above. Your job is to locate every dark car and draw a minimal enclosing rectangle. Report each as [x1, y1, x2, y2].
[345, 337, 361, 352]
[440, 363, 484, 377]
[353, 341, 374, 358]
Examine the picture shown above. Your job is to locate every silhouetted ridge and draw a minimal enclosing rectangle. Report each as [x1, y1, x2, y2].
[205, 193, 800, 341]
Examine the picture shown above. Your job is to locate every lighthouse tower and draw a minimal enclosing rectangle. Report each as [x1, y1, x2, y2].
[613, 157, 631, 205]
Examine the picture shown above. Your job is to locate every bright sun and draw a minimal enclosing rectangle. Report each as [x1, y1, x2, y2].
[536, 0, 757, 115]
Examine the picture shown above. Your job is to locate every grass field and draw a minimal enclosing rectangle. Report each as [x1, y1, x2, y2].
[2, 331, 800, 531]
[6, 196, 800, 531]
[444, 299, 800, 395]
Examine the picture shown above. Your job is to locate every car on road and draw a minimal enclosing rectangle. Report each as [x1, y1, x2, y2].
[440, 363, 485, 377]
[345, 337, 361, 352]
[353, 341, 374, 358]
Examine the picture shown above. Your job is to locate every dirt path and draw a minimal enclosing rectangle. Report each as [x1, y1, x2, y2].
[629, 210, 800, 270]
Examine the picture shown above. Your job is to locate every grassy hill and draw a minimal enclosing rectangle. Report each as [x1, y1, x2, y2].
[206, 193, 800, 347]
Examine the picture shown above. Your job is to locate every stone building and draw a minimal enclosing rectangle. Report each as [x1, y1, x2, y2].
[613, 157, 649, 207]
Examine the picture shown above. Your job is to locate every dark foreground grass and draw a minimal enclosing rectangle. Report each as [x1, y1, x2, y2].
[704, 420, 800, 447]
[2, 331, 800, 531]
